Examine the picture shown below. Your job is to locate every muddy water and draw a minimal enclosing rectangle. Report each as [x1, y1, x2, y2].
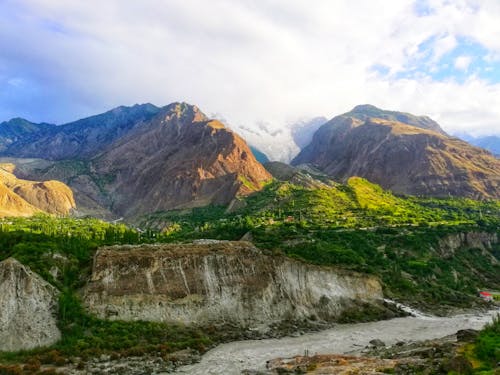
[174, 308, 499, 375]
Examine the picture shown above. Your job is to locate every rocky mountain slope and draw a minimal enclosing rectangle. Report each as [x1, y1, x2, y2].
[93, 103, 271, 217]
[0, 163, 75, 216]
[83, 241, 384, 328]
[1, 104, 161, 160]
[0, 103, 271, 218]
[292, 105, 500, 199]
[0, 118, 54, 152]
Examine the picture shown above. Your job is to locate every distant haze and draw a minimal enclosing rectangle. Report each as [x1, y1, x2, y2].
[1, 1, 500, 137]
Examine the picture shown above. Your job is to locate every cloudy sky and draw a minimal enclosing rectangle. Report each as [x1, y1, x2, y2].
[1, 0, 500, 137]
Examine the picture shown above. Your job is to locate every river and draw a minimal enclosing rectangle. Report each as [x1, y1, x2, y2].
[173, 308, 499, 375]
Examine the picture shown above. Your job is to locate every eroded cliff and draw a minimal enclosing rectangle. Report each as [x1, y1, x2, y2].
[83, 242, 383, 329]
[437, 231, 498, 261]
[0, 258, 61, 352]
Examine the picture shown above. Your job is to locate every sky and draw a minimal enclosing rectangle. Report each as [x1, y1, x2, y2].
[1, 0, 500, 137]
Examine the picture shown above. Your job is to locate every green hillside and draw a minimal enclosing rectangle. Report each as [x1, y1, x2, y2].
[142, 177, 500, 308]
[0, 179, 498, 368]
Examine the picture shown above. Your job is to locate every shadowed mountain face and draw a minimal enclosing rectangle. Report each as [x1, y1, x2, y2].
[292, 105, 500, 200]
[1, 104, 161, 160]
[455, 133, 500, 157]
[0, 118, 55, 152]
[0, 103, 271, 218]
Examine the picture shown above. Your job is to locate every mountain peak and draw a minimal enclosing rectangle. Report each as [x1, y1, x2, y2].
[93, 103, 271, 216]
[108, 103, 160, 116]
[344, 104, 446, 135]
[160, 102, 209, 123]
[350, 104, 380, 112]
[2, 117, 31, 125]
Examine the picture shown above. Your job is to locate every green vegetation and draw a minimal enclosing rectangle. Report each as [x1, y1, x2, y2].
[460, 315, 500, 373]
[473, 314, 500, 372]
[142, 178, 500, 306]
[0, 215, 212, 366]
[0, 177, 499, 368]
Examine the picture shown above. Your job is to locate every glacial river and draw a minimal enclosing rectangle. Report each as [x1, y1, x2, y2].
[174, 307, 499, 375]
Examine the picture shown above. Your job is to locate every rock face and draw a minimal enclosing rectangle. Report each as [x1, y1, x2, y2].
[292, 105, 500, 199]
[0, 258, 61, 351]
[94, 103, 272, 217]
[437, 231, 498, 260]
[83, 242, 383, 327]
[0, 103, 271, 218]
[0, 163, 75, 217]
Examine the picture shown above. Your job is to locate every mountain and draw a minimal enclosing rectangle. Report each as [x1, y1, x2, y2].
[93, 103, 272, 217]
[291, 116, 328, 149]
[0, 103, 271, 218]
[345, 104, 446, 134]
[235, 122, 299, 162]
[250, 146, 270, 164]
[454, 133, 500, 157]
[233, 117, 327, 163]
[292, 105, 500, 200]
[0, 118, 54, 151]
[474, 135, 500, 156]
[0, 163, 75, 217]
[2, 104, 161, 160]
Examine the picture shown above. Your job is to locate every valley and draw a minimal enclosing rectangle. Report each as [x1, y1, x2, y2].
[0, 102, 499, 374]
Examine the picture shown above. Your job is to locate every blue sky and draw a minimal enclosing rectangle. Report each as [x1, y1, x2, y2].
[1, 0, 500, 138]
[388, 36, 500, 84]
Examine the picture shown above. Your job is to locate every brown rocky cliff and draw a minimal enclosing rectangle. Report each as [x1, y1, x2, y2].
[95, 103, 272, 217]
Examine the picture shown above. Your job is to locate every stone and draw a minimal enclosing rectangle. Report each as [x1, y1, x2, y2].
[369, 339, 386, 347]
[456, 329, 479, 342]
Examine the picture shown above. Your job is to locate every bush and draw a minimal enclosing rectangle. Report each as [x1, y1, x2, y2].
[474, 314, 500, 369]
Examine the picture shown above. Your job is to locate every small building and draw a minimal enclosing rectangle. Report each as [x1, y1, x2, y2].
[479, 291, 493, 302]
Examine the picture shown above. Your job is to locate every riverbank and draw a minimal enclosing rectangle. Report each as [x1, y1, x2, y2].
[173, 308, 500, 375]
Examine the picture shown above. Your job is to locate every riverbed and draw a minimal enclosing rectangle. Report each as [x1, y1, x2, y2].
[174, 308, 499, 374]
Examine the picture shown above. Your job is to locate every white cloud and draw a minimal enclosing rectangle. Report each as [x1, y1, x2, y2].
[432, 34, 457, 63]
[454, 55, 473, 71]
[0, 0, 499, 144]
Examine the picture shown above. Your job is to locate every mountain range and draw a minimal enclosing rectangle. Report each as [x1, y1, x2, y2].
[454, 132, 500, 157]
[0, 102, 498, 218]
[0, 103, 271, 218]
[293, 105, 499, 200]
